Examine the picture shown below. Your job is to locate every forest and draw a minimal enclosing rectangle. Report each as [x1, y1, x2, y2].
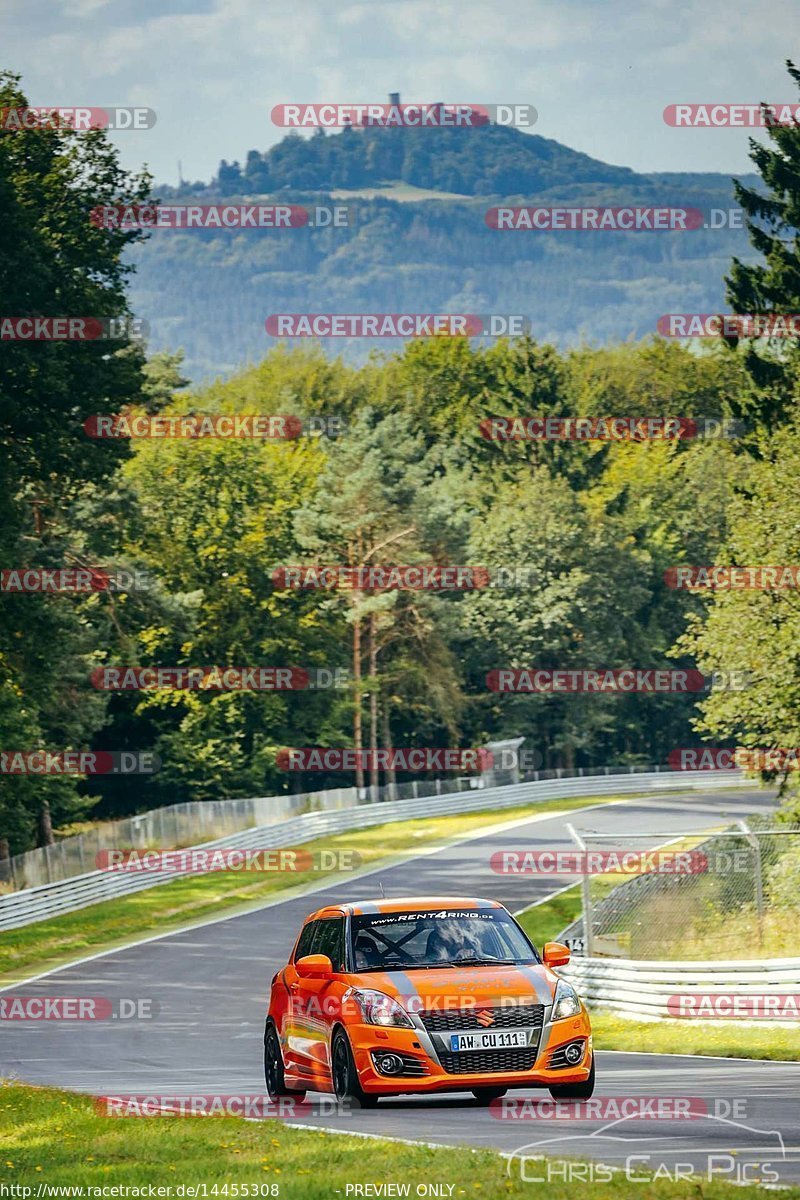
[2, 66, 800, 853]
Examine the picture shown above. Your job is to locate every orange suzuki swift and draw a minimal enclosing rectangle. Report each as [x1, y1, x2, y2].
[264, 896, 594, 1106]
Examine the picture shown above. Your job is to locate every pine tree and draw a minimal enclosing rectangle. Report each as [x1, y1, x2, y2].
[725, 60, 800, 427]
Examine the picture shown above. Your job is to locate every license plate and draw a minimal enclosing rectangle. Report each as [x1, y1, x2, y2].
[449, 1030, 531, 1052]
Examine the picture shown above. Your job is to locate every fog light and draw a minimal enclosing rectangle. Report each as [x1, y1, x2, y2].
[564, 1042, 583, 1065]
[377, 1053, 403, 1075]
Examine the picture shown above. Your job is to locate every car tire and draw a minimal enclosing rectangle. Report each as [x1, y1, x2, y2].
[264, 1021, 306, 1101]
[331, 1028, 379, 1108]
[548, 1055, 595, 1100]
[472, 1087, 508, 1104]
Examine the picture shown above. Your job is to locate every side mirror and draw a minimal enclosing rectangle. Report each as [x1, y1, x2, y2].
[295, 953, 333, 980]
[542, 941, 571, 969]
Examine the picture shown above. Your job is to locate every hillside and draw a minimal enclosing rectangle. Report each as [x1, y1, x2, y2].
[130, 124, 759, 380]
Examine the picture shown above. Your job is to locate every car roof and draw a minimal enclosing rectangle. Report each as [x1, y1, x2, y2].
[303, 896, 504, 921]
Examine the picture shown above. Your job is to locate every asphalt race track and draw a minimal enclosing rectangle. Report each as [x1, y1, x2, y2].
[3, 787, 799, 1185]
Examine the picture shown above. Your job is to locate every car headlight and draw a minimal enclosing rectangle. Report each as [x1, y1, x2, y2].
[552, 979, 582, 1021]
[349, 989, 413, 1028]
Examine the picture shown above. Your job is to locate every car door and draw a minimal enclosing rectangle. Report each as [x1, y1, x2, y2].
[293, 916, 346, 1087]
[280, 918, 318, 1076]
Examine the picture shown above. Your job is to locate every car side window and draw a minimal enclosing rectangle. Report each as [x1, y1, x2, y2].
[313, 917, 345, 972]
[294, 920, 318, 962]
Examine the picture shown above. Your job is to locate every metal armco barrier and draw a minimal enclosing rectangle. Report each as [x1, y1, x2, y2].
[1, 787, 360, 891]
[0, 768, 746, 931]
[560, 954, 800, 1022]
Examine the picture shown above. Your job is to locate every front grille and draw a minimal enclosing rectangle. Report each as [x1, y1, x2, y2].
[547, 1040, 586, 1069]
[420, 1003, 545, 1033]
[438, 1047, 538, 1075]
[371, 1051, 429, 1077]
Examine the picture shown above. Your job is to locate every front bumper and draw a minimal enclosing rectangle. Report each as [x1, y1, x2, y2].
[350, 1012, 593, 1094]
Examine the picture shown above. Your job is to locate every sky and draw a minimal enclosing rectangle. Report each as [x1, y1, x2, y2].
[3, 0, 798, 187]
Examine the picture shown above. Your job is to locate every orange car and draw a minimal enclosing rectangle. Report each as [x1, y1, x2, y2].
[264, 895, 594, 1106]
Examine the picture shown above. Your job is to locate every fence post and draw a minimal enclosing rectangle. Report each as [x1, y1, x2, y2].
[738, 819, 764, 943]
[565, 822, 593, 957]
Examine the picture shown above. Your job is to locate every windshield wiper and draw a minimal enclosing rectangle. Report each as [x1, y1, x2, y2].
[353, 964, 407, 972]
[353, 959, 520, 971]
[452, 957, 519, 967]
[353, 962, 455, 972]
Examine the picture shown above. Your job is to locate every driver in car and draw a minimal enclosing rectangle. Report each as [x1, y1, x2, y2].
[353, 932, 384, 969]
[425, 918, 484, 962]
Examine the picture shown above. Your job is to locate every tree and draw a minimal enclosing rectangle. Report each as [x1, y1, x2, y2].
[460, 467, 651, 768]
[0, 71, 151, 850]
[292, 410, 425, 789]
[674, 412, 800, 810]
[725, 60, 800, 428]
[140, 351, 190, 414]
[117, 400, 341, 804]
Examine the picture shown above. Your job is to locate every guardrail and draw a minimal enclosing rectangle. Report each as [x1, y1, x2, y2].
[0, 787, 360, 891]
[560, 954, 800, 1022]
[0, 768, 747, 932]
[0, 762, 724, 892]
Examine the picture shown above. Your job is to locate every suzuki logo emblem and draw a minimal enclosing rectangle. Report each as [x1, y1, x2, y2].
[476, 1009, 495, 1027]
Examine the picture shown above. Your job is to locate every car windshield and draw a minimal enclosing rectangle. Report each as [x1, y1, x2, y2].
[349, 907, 540, 971]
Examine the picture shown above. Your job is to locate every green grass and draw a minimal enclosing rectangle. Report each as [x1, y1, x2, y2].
[515, 877, 620, 946]
[0, 794, 627, 983]
[648, 907, 800, 960]
[591, 1011, 800, 1061]
[516, 886, 583, 947]
[1, 1082, 797, 1197]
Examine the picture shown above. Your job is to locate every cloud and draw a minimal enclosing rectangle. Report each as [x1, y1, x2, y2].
[2, 0, 794, 182]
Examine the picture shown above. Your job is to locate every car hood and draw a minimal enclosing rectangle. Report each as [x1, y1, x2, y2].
[344, 964, 555, 1007]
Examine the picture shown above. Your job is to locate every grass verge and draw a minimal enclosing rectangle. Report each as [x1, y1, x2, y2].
[2, 1082, 797, 1197]
[658, 908, 800, 960]
[515, 886, 582, 947]
[515, 877, 620, 946]
[0, 794, 625, 984]
[590, 1011, 800, 1061]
